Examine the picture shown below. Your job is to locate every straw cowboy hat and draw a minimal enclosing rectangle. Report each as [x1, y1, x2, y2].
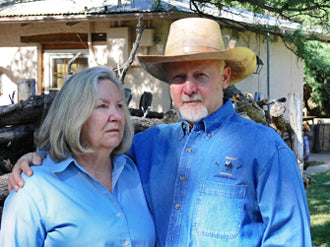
[137, 17, 257, 85]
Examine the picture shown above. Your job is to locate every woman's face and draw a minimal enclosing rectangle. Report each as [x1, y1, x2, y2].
[80, 79, 125, 154]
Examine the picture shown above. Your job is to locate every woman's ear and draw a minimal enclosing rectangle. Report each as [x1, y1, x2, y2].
[222, 66, 231, 89]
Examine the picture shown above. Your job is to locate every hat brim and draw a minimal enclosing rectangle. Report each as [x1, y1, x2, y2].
[137, 47, 257, 85]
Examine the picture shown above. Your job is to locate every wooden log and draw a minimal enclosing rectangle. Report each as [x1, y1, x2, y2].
[0, 135, 35, 168]
[224, 85, 246, 100]
[271, 115, 289, 132]
[17, 79, 36, 102]
[0, 173, 9, 222]
[234, 99, 266, 124]
[0, 124, 37, 145]
[0, 160, 12, 174]
[0, 123, 37, 166]
[132, 116, 163, 133]
[0, 92, 56, 127]
[0, 173, 9, 203]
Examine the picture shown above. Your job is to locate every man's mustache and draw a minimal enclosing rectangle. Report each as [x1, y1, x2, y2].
[181, 94, 204, 103]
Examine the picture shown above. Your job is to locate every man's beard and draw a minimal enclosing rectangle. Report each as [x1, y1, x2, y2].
[178, 94, 208, 123]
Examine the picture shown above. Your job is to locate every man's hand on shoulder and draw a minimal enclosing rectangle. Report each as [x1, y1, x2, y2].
[8, 152, 43, 192]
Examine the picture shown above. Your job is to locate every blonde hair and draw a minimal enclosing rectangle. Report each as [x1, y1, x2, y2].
[37, 66, 134, 161]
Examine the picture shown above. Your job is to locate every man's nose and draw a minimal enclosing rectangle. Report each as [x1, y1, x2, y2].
[183, 78, 197, 95]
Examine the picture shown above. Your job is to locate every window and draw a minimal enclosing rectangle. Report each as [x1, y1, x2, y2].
[44, 50, 89, 92]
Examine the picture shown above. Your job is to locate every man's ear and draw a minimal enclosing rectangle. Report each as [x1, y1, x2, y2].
[222, 66, 231, 89]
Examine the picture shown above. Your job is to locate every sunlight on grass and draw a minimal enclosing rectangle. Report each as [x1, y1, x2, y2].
[307, 171, 330, 247]
[306, 160, 326, 167]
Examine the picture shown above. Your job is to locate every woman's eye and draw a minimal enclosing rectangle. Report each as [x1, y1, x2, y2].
[96, 104, 107, 109]
[116, 103, 123, 109]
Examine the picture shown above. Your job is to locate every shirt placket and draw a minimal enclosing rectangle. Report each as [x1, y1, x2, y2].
[100, 172, 134, 247]
[165, 129, 200, 247]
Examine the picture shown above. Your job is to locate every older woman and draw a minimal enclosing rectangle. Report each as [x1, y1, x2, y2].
[0, 67, 155, 246]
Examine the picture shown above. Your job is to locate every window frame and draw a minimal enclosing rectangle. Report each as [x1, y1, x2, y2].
[43, 49, 89, 93]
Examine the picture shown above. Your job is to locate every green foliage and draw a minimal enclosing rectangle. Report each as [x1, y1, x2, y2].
[151, 0, 165, 11]
[281, 30, 330, 116]
[304, 41, 330, 116]
[205, 0, 329, 32]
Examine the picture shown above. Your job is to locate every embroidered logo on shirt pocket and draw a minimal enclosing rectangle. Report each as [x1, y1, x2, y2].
[193, 181, 247, 239]
[214, 156, 238, 180]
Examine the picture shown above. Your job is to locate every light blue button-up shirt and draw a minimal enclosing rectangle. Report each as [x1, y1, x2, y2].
[0, 154, 155, 247]
[129, 99, 312, 247]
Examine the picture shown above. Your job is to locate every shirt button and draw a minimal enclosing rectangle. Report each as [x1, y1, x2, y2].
[175, 204, 180, 210]
[124, 240, 130, 246]
[180, 175, 185, 180]
[187, 148, 192, 152]
[116, 212, 121, 217]
[208, 133, 212, 137]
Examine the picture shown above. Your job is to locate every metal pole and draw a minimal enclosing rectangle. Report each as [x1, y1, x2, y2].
[266, 8, 270, 111]
[267, 32, 270, 101]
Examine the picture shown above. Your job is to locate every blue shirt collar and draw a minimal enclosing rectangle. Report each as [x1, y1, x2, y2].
[180, 98, 234, 136]
[45, 154, 128, 190]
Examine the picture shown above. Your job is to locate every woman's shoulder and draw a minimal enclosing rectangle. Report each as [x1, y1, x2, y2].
[21, 160, 53, 188]
[21, 155, 71, 189]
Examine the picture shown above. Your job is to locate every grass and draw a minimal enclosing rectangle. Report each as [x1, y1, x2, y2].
[307, 170, 330, 247]
[306, 160, 326, 167]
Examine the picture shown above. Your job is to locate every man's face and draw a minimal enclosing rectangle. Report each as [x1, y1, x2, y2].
[167, 60, 231, 124]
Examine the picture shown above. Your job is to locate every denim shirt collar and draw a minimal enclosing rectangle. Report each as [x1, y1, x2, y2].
[180, 98, 235, 136]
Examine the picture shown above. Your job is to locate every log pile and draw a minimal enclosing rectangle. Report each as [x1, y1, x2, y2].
[0, 93, 57, 172]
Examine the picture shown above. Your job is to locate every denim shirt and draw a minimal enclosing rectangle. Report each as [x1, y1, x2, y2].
[129, 99, 312, 247]
[0, 154, 155, 247]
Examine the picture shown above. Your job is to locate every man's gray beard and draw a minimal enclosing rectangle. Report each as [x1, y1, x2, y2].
[179, 105, 208, 123]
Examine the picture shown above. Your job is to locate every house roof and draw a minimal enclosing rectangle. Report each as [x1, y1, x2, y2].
[0, 0, 328, 40]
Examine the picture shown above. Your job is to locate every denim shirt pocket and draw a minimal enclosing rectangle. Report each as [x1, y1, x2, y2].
[193, 181, 247, 239]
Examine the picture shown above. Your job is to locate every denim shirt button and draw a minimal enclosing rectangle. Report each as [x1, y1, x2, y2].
[175, 204, 180, 210]
[124, 240, 130, 246]
[180, 175, 185, 180]
[207, 133, 212, 137]
[187, 148, 192, 152]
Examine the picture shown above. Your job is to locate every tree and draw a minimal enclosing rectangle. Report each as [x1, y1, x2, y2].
[302, 41, 330, 116]
[191, 0, 329, 32]
[189, 0, 330, 116]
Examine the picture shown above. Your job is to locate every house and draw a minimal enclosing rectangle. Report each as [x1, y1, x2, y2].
[0, 0, 326, 114]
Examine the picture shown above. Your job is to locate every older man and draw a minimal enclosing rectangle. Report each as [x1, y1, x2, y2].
[9, 18, 311, 246]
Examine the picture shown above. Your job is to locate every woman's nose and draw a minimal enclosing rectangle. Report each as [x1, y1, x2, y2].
[108, 106, 122, 121]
